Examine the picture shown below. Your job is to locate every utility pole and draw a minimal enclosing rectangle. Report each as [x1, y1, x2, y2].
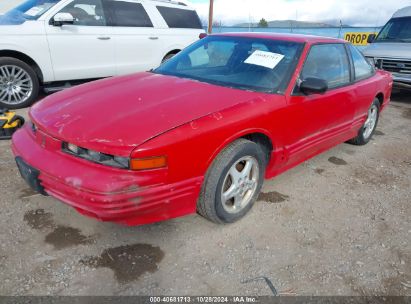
[208, 0, 214, 34]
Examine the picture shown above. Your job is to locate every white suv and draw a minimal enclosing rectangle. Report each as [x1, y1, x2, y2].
[0, 0, 205, 108]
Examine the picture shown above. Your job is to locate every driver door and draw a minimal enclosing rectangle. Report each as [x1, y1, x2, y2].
[45, 0, 115, 81]
[285, 43, 355, 164]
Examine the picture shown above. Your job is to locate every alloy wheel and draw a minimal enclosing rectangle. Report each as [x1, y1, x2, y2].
[363, 104, 378, 139]
[221, 156, 259, 214]
[0, 65, 33, 106]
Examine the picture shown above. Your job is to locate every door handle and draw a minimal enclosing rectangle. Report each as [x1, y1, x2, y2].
[149, 36, 159, 40]
[97, 37, 111, 40]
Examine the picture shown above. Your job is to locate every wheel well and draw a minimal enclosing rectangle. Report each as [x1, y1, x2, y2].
[242, 133, 273, 160]
[0, 50, 43, 83]
[164, 49, 181, 59]
[376, 93, 384, 107]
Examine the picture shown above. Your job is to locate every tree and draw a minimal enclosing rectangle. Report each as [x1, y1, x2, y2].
[213, 20, 224, 28]
[258, 18, 268, 28]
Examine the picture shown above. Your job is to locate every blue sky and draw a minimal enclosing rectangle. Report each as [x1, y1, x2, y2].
[186, 0, 410, 26]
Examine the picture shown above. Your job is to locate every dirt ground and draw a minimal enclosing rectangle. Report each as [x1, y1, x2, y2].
[0, 91, 410, 296]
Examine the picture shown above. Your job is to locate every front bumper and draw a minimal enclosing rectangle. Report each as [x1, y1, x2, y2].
[12, 125, 203, 226]
[392, 73, 411, 89]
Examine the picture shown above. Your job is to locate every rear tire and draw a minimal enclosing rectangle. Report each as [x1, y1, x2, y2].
[197, 139, 267, 224]
[349, 98, 380, 146]
[161, 52, 178, 64]
[0, 57, 39, 109]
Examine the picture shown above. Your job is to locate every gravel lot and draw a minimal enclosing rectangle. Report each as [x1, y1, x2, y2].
[0, 91, 410, 296]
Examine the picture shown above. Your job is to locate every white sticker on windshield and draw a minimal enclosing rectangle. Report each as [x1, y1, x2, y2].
[24, 7, 43, 16]
[244, 50, 285, 69]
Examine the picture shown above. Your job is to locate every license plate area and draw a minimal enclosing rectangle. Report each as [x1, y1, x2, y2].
[15, 157, 48, 196]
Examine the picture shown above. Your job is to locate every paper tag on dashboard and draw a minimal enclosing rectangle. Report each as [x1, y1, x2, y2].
[244, 50, 284, 69]
[24, 7, 43, 16]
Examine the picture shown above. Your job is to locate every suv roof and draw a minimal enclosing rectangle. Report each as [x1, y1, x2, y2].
[393, 6, 411, 18]
[142, 0, 190, 7]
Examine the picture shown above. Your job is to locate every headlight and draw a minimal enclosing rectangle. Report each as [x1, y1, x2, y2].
[62, 142, 130, 169]
[365, 57, 376, 67]
[67, 142, 79, 154]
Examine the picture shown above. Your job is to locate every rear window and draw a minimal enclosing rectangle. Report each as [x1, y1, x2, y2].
[156, 6, 202, 29]
[107, 1, 153, 27]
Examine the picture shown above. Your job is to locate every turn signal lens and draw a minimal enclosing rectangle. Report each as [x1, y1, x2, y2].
[130, 156, 167, 171]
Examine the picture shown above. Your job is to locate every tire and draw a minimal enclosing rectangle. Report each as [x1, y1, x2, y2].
[197, 139, 267, 224]
[0, 57, 40, 109]
[161, 52, 178, 64]
[349, 98, 380, 146]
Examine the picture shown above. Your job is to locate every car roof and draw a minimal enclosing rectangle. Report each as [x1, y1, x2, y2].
[392, 6, 411, 18]
[212, 32, 347, 45]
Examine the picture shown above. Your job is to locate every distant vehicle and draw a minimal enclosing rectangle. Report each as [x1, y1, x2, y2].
[363, 6, 411, 90]
[13, 33, 393, 226]
[0, 0, 205, 108]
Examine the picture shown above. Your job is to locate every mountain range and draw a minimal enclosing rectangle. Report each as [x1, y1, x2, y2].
[234, 20, 351, 28]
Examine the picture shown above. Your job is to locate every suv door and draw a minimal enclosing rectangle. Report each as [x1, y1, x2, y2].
[286, 43, 355, 164]
[105, 0, 162, 75]
[45, 0, 116, 81]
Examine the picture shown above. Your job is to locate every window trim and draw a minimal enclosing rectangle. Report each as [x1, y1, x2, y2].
[347, 44, 376, 83]
[292, 42, 354, 96]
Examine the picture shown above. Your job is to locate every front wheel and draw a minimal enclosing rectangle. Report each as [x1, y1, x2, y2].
[349, 99, 380, 146]
[197, 139, 267, 224]
[0, 57, 40, 109]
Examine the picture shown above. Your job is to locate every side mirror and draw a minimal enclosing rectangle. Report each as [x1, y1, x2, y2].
[300, 77, 328, 95]
[52, 12, 74, 26]
[367, 34, 376, 44]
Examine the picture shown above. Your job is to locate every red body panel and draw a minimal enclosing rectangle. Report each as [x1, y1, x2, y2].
[12, 34, 393, 226]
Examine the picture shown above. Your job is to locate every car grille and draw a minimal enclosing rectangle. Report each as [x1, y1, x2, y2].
[378, 59, 411, 74]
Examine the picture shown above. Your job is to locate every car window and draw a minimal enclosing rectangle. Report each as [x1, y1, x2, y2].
[156, 6, 202, 29]
[106, 1, 153, 27]
[155, 36, 303, 93]
[301, 43, 350, 89]
[376, 17, 411, 42]
[58, 0, 106, 26]
[349, 44, 374, 80]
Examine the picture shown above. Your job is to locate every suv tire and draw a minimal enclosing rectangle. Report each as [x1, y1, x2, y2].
[0, 57, 40, 109]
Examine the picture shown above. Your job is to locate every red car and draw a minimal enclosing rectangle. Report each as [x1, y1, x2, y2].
[12, 33, 393, 226]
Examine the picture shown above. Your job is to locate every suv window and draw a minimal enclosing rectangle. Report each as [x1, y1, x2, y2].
[301, 44, 350, 89]
[59, 0, 106, 26]
[156, 6, 202, 29]
[186, 40, 235, 68]
[106, 1, 153, 27]
[349, 45, 374, 80]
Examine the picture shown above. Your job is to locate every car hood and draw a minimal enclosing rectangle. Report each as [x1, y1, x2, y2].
[31, 72, 262, 156]
[363, 42, 411, 59]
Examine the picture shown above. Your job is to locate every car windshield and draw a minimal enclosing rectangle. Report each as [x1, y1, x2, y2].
[5, 0, 60, 20]
[154, 36, 304, 94]
[375, 17, 411, 42]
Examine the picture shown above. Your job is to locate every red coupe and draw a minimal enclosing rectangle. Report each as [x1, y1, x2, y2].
[12, 33, 393, 226]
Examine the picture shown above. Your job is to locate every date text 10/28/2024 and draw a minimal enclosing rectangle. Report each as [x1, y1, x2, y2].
[150, 297, 257, 303]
